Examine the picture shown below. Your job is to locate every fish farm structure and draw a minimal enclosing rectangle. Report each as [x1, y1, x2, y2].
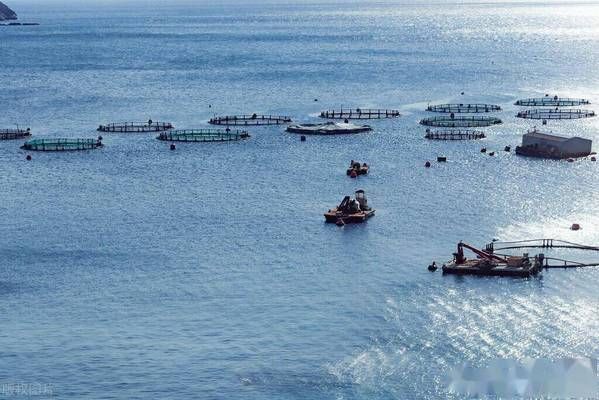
[21, 138, 103, 151]
[424, 129, 486, 140]
[420, 115, 502, 128]
[98, 121, 173, 133]
[0, 128, 31, 140]
[208, 114, 292, 126]
[515, 97, 591, 107]
[157, 129, 250, 142]
[516, 109, 596, 120]
[319, 108, 400, 119]
[426, 104, 501, 113]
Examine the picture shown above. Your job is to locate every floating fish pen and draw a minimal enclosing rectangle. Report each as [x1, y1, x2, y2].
[21, 138, 103, 151]
[98, 121, 173, 133]
[515, 97, 591, 107]
[319, 108, 400, 120]
[426, 104, 501, 113]
[420, 116, 502, 128]
[0, 128, 31, 140]
[516, 109, 596, 120]
[287, 122, 372, 135]
[424, 129, 486, 140]
[157, 129, 250, 142]
[208, 114, 291, 126]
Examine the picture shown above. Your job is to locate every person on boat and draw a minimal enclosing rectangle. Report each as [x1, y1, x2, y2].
[349, 199, 361, 213]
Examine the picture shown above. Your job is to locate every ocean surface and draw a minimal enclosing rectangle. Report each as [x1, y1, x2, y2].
[1, 1, 598, 398]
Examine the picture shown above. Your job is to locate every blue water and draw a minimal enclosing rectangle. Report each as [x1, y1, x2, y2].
[1, 1, 598, 398]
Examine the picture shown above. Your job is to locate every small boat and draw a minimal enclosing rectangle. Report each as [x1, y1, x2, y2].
[287, 122, 372, 135]
[324, 190, 375, 224]
[346, 160, 369, 176]
[441, 242, 542, 277]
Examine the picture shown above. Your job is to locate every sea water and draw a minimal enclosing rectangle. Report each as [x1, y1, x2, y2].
[0, 1, 598, 398]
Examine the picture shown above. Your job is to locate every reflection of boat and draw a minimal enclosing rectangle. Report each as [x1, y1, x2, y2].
[441, 242, 542, 277]
[287, 122, 372, 135]
[324, 190, 375, 225]
[346, 160, 369, 176]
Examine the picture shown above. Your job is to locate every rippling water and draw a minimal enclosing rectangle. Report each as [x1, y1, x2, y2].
[1, 1, 598, 398]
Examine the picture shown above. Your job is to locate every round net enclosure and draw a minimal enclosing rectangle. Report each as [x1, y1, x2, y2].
[21, 138, 103, 151]
[157, 129, 250, 142]
[516, 109, 596, 120]
[98, 121, 173, 132]
[515, 97, 591, 107]
[424, 129, 486, 140]
[319, 108, 400, 119]
[426, 104, 501, 113]
[0, 128, 31, 140]
[209, 114, 292, 126]
[420, 115, 502, 127]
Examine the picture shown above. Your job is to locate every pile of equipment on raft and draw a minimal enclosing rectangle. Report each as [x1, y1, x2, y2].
[347, 160, 369, 177]
[324, 190, 375, 225]
[287, 121, 372, 135]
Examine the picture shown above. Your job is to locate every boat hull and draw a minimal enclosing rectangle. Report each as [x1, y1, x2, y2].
[324, 209, 375, 223]
[442, 260, 541, 277]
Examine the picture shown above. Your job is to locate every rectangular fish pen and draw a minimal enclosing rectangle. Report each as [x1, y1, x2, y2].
[0, 128, 31, 140]
[516, 109, 596, 120]
[515, 97, 591, 107]
[208, 114, 292, 126]
[98, 121, 173, 132]
[319, 108, 400, 119]
[21, 138, 103, 151]
[426, 104, 501, 113]
[157, 129, 250, 142]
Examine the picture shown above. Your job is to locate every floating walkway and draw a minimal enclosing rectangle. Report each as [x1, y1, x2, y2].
[515, 97, 591, 107]
[516, 109, 596, 120]
[98, 121, 173, 133]
[21, 138, 103, 151]
[420, 115, 502, 128]
[0, 128, 31, 140]
[426, 104, 501, 113]
[208, 114, 291, 126]
[424, 129, 486, 140]
[319, 108, 400, 119]
[157, 129, 250, 142]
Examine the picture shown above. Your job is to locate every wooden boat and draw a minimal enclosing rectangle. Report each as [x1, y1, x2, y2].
[441, 242, 542, 277]
[324, 190, 375, 224]
[287, 122, 372, 135]
[346, 161, 369, 176]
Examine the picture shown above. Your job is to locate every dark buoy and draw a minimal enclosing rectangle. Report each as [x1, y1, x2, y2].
[97, 135, 103, 141]
[314, 98, 318, 102]
[428, 262, 438, 272]
[489, 151, 495, 156]
[504, 145, 511, 152]
[481, 147, 487, 153]
[344, 118, 349, 123]
[26, 154, 32, 161]
[425, 161, 431, 168]
[542, 119, 547, 125]
[437, 156, 447, 162]
[300, 135, 306, 142]
[567, 158, 574, 162]
[461, 91, 465, 95]
[208, 104, 212, 108]
[170, 144, 176, 150]
[591, 156, 596, 161]
[571, 223, 581, 231]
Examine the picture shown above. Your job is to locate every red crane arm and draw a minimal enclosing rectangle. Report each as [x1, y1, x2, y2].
[459, 242, 505, 263]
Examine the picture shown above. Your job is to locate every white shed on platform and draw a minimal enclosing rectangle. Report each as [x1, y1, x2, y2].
[517, 129, 592, 159]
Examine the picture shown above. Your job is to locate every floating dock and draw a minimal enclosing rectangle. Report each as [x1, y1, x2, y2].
[98, 121, 173, 133]
[515, 97, 591, 107]
[319, 108, 400, 119]
[21, 138, 103, 151]
[208, 114, 291, 126]
[424, 129, 485, 140]
[0, 128, 31, 140]
[157, 129, 249, 142]
[516, 109, 596, 120]
[426, 104, 501, 113]
[420, 116, 502, 128]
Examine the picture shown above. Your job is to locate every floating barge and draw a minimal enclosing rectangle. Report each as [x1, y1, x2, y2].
[347, 161, 369, 176]
[208, 114, 291, 126]
[0, 128, 31, 140]
[157, 129, 249, 142]
[516, 109, 596, 120]
[287, 122, 372, 135]
[324, 190, 374, 225]
[515, 128, 592, 159]
[98, 121, 173, 133]
[426, 104, 501, 113]
[441, 242, 542, 277]
[319, 108, 400, 120]
[424, 129, 485, 140]
[515, 96, 591, 107]
[21, 138, 103, 151]
[420, 116, 502, 128]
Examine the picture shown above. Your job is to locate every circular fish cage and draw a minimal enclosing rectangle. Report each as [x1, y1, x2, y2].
[426, 104, 501, 113]
[208, 114, 291, 126]
[424, 129, 486, 140]
[0, 128, 31, 140]
[98, 121, 173, 133]
[157, 129, 250, 142]
[515, 97, 591, 107]
[21, 138, 103, 151]
[420, 116, 502, 128]
[319, 108, 400, 119]
[287, 122, 372, 135]
[516, 109, 596, 120]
